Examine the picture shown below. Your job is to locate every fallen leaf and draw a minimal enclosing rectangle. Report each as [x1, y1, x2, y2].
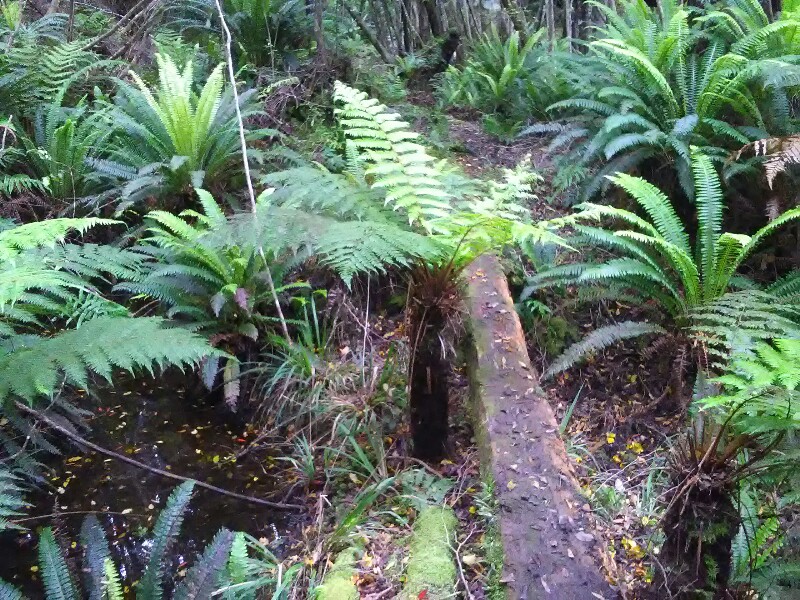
[462, 554, 478, 566]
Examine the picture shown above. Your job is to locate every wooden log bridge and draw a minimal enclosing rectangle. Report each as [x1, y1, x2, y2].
[465, 254, 615, 600]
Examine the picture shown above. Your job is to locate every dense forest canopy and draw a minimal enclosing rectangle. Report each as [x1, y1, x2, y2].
[2, 0, 800, 597]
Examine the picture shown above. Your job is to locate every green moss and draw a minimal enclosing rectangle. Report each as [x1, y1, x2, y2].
[316, 548, 360, 600]
[540, 315, 578, 357]
[484, 521, 505, 600]
[403, 506, 458, 600]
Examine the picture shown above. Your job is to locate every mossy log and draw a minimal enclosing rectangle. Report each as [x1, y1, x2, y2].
[316, 548, 360, 600]
[402, 506, 458, 600]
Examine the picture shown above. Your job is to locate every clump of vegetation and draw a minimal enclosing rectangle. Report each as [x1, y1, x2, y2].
[315, 548, 360, 600]
[402, 506, 458, 600]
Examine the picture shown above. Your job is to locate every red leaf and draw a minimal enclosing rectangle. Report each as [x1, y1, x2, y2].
[418, 591, 428, 599]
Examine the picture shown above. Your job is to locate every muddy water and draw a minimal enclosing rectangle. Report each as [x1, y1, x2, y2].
[0, 376, 303, 595]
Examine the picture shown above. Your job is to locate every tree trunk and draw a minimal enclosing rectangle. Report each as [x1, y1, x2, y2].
[402, 0, 415, 52]
[314, 0, 326, 60]
[500, 0, 528, 43]
[66, 0, 75, 40]
[344, 2, 394, 62]
[422, 0, 445, 37]
[565, 0, 572, 51]
[545, 0, 555, 49]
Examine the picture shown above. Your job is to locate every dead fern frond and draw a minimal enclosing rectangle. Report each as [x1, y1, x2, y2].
[732, 135, 800, 189]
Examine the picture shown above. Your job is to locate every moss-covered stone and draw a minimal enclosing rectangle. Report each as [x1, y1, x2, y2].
[402, 506, 458, 600]
[316, 548, 360, 600]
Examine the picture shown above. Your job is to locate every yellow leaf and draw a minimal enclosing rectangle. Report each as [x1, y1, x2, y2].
[506, 480, 517, 490]
[212, 455, 220, 463]
[627, 441, 644, 454]
[606, 432, 616, 444]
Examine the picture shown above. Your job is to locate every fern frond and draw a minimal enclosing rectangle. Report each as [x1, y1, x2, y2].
[767, 271, 800, 298]
[80, 516, 111, 600]
[691, 148, 724, 297]
[544, 321, 665, 378]
[136, 481, 195, 600]
[260, 165, 390, 221]
[607, 172, 690, 253]
[316, 221, 443, 286]
[0, 466, 27, 532]
[103, 559, 124, 600]
[0, 218, 118, 261]
[0, 317, 217, 404]
[39, 527, 78, 600]
[0, 580, 26, 599]
[333, 81, 452, 229]
[172, 528, 234, 600]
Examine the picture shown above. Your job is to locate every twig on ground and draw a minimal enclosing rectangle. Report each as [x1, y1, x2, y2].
[15, 401, 303, 510]
[448, 524, 478, 600]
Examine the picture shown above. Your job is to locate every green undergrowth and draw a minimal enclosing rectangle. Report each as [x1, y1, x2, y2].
[475, 474, 505, 600]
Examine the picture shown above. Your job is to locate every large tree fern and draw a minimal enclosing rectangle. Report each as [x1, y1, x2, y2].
[525, 149, 800, 377]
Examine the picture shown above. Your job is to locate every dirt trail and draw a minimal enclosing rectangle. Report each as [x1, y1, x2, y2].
[446, 117, 554, 175]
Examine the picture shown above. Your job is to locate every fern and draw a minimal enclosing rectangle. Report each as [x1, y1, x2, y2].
[0, 317, 217, 404]
[538, 0, 796, 199]
[0, 483, 284, 599]
[80, 516, 112, 600]
[109, 54, 265, 205]
[1, 36, 116, 118]
[0, 464, 26, 532]
[0, 581, 25, 599]
[136, 481, 195, 600]
[102, 559, 124, 600]
[527, 151, 800, 377]
[172, 528, 235, 600]
[544, 321, 665, 378]
[39, 527, 78, 600]
[333, 81, 452, 229]
[17, 93, 116, 200]
[202, 201, 443, 287]
[0, 217, 116, 260]
[225, 532, 250, 587]
[0, 173, 47, 198]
